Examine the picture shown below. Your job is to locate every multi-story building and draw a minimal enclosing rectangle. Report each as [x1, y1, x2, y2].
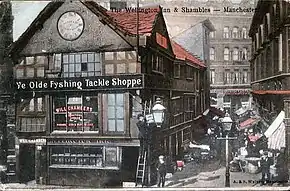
[249, 0, 290, 165]
[101, 0, 255, 114]
[0, 1, 16, 182]
[9, 1, 209, 187]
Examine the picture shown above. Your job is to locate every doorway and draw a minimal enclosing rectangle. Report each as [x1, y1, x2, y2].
[19, 144, 35, 183]
[121, 147, 139, 182]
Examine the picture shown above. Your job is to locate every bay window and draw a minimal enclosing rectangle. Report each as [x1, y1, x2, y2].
[53, 95, 99, 132]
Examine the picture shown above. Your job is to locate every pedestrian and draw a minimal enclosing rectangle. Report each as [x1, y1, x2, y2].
[156, 155, 166, 187]
[136, 114, 147, 157]
[275, 148, 289, 185]
[259, 151, 271, 185]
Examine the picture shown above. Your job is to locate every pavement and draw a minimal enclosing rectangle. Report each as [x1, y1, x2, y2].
[1, 160, 290, 190]
[152, 159, 290, 189]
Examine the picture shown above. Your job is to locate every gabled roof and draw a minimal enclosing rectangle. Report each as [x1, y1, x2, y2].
[9, 1, 161, 56]
[84, 1, 160, 36]
[171, 40, 206, 68]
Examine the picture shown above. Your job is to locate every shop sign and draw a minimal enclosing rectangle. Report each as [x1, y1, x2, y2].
[48, 139, 130, 145]
[225, 89, 250, 95]
[55, 106, 93, 112]
[19, 139, 46, 144]
[15, 75, 144, 92]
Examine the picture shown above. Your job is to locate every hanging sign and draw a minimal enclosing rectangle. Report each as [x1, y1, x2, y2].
[15, 74, 144, 92]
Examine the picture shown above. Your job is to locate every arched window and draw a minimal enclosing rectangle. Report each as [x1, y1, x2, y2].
[223, 27, 229, 38]
[233, 48, 239, 61]
[242, 27, 247, 39]
[232, 27, 239, 38]
[224, 48, 229, 61]
[210, 47, 215, 60]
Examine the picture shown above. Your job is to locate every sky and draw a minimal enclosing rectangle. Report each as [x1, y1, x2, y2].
[12, 1, 49, 41]
[11, 0, 244, 41]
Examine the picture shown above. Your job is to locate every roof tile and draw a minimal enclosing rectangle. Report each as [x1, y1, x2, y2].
[106, 7, 160, 35]
[171, 40, 206, 68]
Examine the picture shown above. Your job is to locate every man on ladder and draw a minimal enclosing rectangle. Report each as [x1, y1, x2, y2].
[135, 114, 149, 187]
[136, 114, 148, 158]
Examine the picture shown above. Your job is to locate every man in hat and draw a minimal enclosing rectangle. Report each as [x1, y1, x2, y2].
[259, 151, 271, 185]
[156, 155, 166, 187]
[136, 114, 147, 157]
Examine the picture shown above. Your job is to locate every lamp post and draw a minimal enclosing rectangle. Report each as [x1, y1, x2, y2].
[217, 111, 234, 187]
[146, 97, 166, 186]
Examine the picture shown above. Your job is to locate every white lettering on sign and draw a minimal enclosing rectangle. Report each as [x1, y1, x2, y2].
[111, 78, 142, 88]
[19, 139, 46, 144]
[50, 80, 83, 90]
[15, 76, 143, 91]
[16, 82, 26, 90]
[29, 81, 48, 89]
[85, 79, 110, 87]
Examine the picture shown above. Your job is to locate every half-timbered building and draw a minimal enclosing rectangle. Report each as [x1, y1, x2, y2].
[9, 1, 209, 187]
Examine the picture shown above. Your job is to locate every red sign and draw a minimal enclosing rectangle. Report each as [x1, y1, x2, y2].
[55, 106, 93, 112]
[156, 32, 167, 49]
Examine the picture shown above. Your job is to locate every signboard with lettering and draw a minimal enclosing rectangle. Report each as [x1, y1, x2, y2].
[47, 138, 139, 146]
[19, 139, 46, 145]
[15, 74, 144, 92]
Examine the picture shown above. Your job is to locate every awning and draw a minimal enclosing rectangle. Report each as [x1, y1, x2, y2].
[239, 117, 260, 130]
[235, 107, 248, 116]
[264, 111, 285, 138]
[268, 122, 286, 150]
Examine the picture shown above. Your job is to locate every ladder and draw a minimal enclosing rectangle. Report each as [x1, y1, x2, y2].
[135, 151, 147, 187]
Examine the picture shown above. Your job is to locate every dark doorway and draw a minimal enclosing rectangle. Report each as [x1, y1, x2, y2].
[19, 144, 35, 183]
[121, 147, 139, 182]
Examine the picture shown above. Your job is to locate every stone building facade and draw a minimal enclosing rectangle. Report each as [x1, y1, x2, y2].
[98, 0, 255, 114]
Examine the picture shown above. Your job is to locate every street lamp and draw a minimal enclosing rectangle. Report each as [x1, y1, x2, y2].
[151, 98, 166, 128]
[221, 111, 233, 187]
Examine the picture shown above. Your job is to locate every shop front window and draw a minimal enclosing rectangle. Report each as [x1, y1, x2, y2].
[50, 146, 103, 167]
[107, 94, 125, 133]
[53, 95, 98, 132]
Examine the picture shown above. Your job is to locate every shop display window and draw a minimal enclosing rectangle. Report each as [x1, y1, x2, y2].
[53, 95, 98, 132]
[51, 146, 103, 167]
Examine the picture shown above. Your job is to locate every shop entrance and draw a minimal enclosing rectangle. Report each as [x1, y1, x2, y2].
[19, 144, 35, 183]
[121, 147, 139, 182]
